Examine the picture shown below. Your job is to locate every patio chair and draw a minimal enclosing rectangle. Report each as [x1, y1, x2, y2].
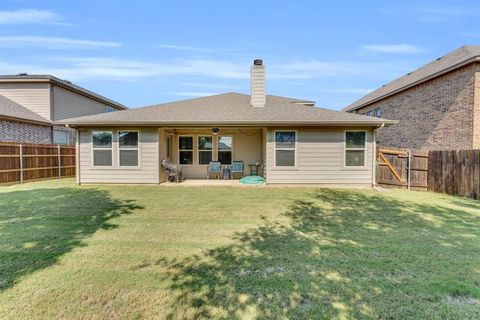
[162, 159, 183, 182]
[231, 161, 244, 179]
[207, 161, 221, 179]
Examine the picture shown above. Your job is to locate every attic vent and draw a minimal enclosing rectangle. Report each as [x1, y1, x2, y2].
[17, 73, 28, 76]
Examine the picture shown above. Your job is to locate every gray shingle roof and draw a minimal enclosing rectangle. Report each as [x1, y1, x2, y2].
[0, 74, 128, 110]
[0, 95, 50, 124]
[59, 92, 395, 127]
[343, 45, 480, 112]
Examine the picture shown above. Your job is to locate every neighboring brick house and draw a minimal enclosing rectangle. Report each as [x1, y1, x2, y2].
[343, 46, 480, 150]
[0, 74, 127, 145]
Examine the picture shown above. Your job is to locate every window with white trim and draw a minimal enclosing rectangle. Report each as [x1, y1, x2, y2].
[217, 136, 232, 164]
[275, 131, 296, 167]
[92, 131, 112, 166]
[118, 131, 139, 166]
[179, 136, 193, 165]
[374, 107, 381, 118]
[344, 131, 366, 167]
[105, 106, 114, 112]
[198, 136, 212, 165]
[366, 110, 373, 116]
[53, 130, 69, 145]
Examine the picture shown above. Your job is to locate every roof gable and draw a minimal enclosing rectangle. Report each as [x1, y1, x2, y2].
[0, 95, 50, 124]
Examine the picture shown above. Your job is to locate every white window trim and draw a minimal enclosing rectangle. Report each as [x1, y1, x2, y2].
[217, 135, 233, 165]
[343, 130, 368, 170]
[274, 130, 297, 168]
[197, 135, 213, 165]
[91, 130, 113, 167]
[118, 130, 141, 168]
[374, 107, 381, 118]
[178, 135, 194, 166]
[53, 130, 69, 145]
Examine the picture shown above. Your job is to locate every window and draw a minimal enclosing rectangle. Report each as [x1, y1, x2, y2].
[92, 131, 112, 166]
[217, 136, 232, 164]
[53, 130, 69, 145]
[275, 131, 296, 167]
[179, 136, 193, 165]
[105, 106, 114, 112]
[198, 136, 212, 165]
[118, 131, 139, 166]
[374, 107, 381, 118]
[344, 131, 366, 167]
[366, 110, 373, 116]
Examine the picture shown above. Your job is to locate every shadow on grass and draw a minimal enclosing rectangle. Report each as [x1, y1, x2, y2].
[0, 187, 141, 291]
[158, 189, 480, 319]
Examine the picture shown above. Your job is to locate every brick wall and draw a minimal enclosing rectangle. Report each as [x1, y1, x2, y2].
[356, 63, 479, 150]
[0, 119, 76, 145]
[0, 119, 52, 144]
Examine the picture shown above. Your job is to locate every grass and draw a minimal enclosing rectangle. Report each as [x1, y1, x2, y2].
[0, 179, 479, 319]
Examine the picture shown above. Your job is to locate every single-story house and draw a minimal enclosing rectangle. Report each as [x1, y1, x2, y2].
[62, 60, 395, 185]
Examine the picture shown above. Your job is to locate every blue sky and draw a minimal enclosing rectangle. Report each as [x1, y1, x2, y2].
[0, 1, 479, 109]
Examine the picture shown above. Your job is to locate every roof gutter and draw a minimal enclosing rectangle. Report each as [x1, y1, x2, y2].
[0, 114, 52, 126]
[345, 56, 480, 112]
[61, 119, 398, 128]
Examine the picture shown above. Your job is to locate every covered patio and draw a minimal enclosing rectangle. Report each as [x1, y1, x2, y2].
[158, 127, 266, 182]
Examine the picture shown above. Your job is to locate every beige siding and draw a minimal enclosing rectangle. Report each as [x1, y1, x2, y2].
[0, 82, 51, 119]
[266, 127, 374, 185]
[53, 86, 109, 120]
[78, 128, 159, 184]
[170, 128, 263, 179]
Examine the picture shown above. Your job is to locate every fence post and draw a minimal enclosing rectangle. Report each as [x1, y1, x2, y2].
[19, 144, 23, 183]
[57, 145, 61, 179]
[407, 149, 411, 190]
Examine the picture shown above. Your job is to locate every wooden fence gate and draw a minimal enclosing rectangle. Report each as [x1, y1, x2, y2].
[376, 147, 429, 190]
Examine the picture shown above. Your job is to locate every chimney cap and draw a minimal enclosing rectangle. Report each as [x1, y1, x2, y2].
[253, 59, 263, 66]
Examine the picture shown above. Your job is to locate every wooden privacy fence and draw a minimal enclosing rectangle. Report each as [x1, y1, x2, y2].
[0, 143, 75, 184]
[377, 147, 429, 190]
[428, 149, 480, 199]
[377, 147, 480, 199]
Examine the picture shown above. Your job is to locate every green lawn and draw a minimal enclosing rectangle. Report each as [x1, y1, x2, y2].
[1, 179, 479, 319]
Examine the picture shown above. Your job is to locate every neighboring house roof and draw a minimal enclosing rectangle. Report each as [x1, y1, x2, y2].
[59, 92, 395, 127]
[0, 74, 128, 110]
[343, 45, 480, 112]
[0, 94, 50, 124]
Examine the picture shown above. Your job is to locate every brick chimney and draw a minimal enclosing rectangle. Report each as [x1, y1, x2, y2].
[250, 59, 266, 107]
